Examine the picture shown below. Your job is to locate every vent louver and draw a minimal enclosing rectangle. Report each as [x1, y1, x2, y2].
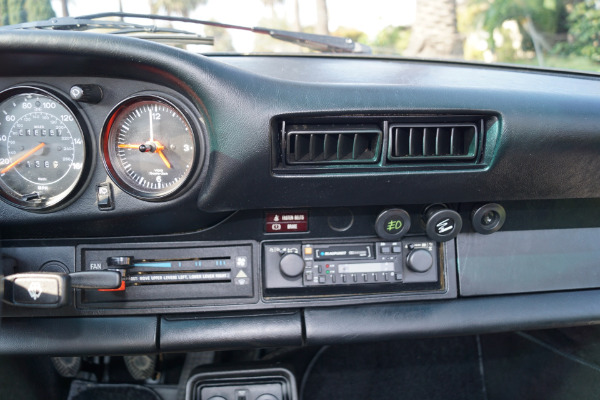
[286, 125, 382, 164]
[389, 123, 478, 162]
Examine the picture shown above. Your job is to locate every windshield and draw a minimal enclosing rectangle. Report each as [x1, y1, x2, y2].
[1, 0, 599, 73]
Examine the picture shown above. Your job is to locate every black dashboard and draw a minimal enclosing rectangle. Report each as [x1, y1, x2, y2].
[1, 29, 600, 356]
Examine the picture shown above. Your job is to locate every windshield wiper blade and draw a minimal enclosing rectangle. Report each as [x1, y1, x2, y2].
[0, 16, 147, 31]
[0, 12, 371, 54]
[0, 16, 215, 46]
[110, 27, 214, 46]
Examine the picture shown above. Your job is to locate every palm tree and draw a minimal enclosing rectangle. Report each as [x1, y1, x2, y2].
[59, 0, 68, 17]
[262, 0, 282, 19]
[291, 0, 301, 32]
[405, 0, 463, 58]
[315, 0, 329, 35]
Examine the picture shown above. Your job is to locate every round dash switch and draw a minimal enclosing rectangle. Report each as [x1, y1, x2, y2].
[471, 203, 506, 235]
[424, 206, 462, 242]
[375, 209, 411, 240]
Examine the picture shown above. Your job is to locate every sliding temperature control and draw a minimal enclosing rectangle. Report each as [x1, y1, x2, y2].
[102, 94, 200, 200]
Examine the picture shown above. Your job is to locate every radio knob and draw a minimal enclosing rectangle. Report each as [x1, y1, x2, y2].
[406, 249, 433, 273]
[279, 253, 305, 278]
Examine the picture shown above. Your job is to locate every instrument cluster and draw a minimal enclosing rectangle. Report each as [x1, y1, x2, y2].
[0, 85, 203, 212]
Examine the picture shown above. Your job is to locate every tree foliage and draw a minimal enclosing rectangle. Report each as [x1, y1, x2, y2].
[0, 0, 54, 26]
[470, 0, 570, 65]
[557, 1, 600, 61]
[475, 0, 566, 36]
[371, 25, 411, 54]
[332, 26, 368, 45]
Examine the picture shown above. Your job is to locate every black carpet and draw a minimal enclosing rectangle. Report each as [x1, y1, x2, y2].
[481, 332, 600, 400]
[0, 355, 69, 400]
[68, 381, 162, 400]
[302, 336, 486, 400]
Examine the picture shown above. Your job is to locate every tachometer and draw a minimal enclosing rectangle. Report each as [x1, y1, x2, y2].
[102, 95, 198, 200]
[0, 87, 88, 211]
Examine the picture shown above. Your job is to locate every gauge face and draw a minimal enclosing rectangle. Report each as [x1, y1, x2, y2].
[0, 89, 87, 210]
[103, 96, 197, 200]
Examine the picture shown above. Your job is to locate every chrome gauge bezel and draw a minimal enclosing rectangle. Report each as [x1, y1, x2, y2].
[101, 93, 203, 201]
[0, 85, 93, 212]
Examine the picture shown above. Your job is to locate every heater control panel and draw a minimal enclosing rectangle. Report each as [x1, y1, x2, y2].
[77, 242, 255, 309]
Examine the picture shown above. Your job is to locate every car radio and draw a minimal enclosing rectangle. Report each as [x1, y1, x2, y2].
[263, 237, 442, 297]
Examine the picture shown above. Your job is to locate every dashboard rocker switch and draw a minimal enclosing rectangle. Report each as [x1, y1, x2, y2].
[423, 204, 462, 242]
[69, 84, 103, 104]
[96, 183, 114, 211]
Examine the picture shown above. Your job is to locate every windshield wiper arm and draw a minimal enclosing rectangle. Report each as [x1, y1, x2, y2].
[0, 12, 371, 54]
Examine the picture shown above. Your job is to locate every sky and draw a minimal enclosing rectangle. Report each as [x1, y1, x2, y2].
[49, 0, 416, 52]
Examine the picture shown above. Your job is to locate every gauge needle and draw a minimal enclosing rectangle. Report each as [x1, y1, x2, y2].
[157, 149, 171, 169]
[117, 141, 170, 168]
[118, 143, 165, 151]
[149, 110, 154, 142]
[118, 144, 142, 149]
[0, 142, 45, 174]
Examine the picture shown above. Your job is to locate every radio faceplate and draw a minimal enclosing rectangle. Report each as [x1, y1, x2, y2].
[263, 237, 443, 298]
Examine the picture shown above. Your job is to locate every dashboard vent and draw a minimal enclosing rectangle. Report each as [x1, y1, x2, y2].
[388, 123, 478, 162]
[286, 125, 382, 164]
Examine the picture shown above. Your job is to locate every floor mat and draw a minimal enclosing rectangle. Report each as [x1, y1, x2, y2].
[301, 336, 486, 400]
[481, 332, 600, 400]
[0, 355, 69, 400]
[68, 380, 162, 400]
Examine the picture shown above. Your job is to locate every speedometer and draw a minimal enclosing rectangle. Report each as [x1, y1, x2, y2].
[0, 87, 88, 211]
[102, 94, 199, 200]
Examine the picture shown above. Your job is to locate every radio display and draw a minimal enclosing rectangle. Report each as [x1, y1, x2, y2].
[313, 244, 374, 261]
[338, 262, 395, 274]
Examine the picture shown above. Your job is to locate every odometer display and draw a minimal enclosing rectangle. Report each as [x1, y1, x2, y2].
[103, 96, 197, 200]
[0, 88, 87, 210]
